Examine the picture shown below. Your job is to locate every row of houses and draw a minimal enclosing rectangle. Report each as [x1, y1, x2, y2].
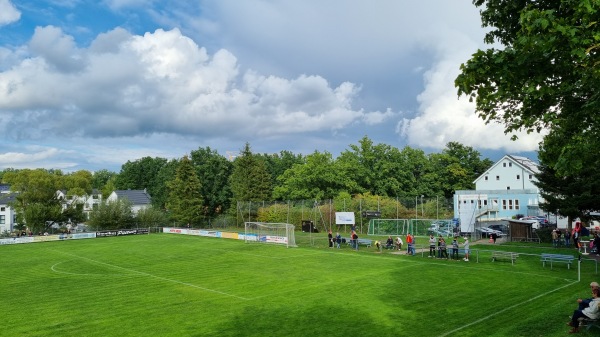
[0, 189, 151, 233]
[0, 154, 547, 234]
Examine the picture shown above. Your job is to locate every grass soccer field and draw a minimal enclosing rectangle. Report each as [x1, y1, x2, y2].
[0, 233, 596, 337]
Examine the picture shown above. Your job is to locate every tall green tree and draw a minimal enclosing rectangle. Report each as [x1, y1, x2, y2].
[337, 136, 406, 197]
[190, 147, 232, 217]
[92, 169, 117, 189]
[150, 159, 179, 210]
[3, 169, 63, 233]
[229, 143, 272, 202]
[455, 0, 600, 176]
[259, 150, 305, 190]
[536, 128, 600, 225]
[167, 156, 204, 226]
[273, 150, 358, 200]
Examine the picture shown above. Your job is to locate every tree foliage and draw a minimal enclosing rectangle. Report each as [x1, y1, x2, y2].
[167, 156, 204, 225]
[229, 143, 272, 202]
[87, 198, 134, 230]
[3, 169, 63, 233]
[190, 147, 232, 217]
[456, 0, 600, 175]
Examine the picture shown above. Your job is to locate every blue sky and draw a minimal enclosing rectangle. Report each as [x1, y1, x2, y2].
[0, 0, 543, 172]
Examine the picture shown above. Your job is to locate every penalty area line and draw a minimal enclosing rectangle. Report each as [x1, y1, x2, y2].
[437, 279, 579, 337]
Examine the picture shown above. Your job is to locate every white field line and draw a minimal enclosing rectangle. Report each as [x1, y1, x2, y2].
[437, 279, 579, 337]
[51, 260, 135, 277]
[48, 250, 250, 301]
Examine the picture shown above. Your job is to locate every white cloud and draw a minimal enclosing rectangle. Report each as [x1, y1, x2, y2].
[397, 14, 545, 153]
[0, 26, 374, 144]
[0, 0, 20, 26]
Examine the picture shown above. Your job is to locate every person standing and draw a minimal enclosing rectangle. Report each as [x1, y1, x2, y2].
[439, 238, 448, 259]
[451, 237, 459, 260]
[352, 231, 359, 251]
[463, 237, 470, 262]
[328, 230, 333, 248]
[335, 232, 342, 248]
[552, 229, 559, 248]
[565, 229, 571, 248]
[428, 235, 436, 258]
[406, 233, 415, 255]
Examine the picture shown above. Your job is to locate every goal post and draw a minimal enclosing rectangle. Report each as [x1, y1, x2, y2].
[244, 222, 297, 248]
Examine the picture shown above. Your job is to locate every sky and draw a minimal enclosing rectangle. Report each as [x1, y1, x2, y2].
[0, 0, 545, 173]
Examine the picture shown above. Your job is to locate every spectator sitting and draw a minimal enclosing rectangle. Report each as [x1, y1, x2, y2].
[395, 237, 403, 251]
[386, 236, 394, 249]
[568, 287, 600, 333]
[577, 282, 600, 309]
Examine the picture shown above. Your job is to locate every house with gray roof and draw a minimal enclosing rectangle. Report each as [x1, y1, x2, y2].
[107, 189, 152, 213]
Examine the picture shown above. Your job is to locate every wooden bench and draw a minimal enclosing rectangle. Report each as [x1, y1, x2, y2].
[491, 251, 518, 265]
[541, 253, 575, 269]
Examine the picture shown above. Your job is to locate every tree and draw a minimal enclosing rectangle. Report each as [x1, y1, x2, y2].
[336, 136, 404, 197]
[166, 156, 204, 226]
[88, 198, 134, 230]
[3, 169, 64, 233]
[91, 169, 117, 189]
[536, 128, 600, 225]
[190, 147, 232, 217]
[259, 150, 305, 190]
[135, 206, 169, 227]
[150, 159, 179, 210]
[229, 143, 272, 202]
[455, 0, 600, 175]
[273, 150, 358, 200]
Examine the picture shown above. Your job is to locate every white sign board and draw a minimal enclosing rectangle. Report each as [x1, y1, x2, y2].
[335, 212, 355, 225]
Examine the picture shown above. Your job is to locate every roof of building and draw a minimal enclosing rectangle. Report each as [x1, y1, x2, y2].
[112, 190, 151, 205]
[0, 184, 11, 193]
[506, 155, 539, 174]
[0, 193, 17, 205]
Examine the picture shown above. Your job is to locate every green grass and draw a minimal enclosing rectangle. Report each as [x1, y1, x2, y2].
[0, 233, 597, 337]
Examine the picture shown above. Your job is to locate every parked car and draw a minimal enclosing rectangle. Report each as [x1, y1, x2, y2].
[487, 224, 508, 233]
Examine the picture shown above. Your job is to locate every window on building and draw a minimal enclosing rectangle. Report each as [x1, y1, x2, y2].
[516, 174, 520, 180]
[92, 194, 99, 200]
[502, 200, 507, 210]
[485, 176, 488, 181]
[503, 163, 506, 167]
[0, 215, 4, 224]
[529, 174, 533, 179]
[515, 199, 520, 210]
[508, 199, 513, 210]
[509, 162, 512, 167]
[496, 175, 500, 180]
[0, 207, 4, 211]
[507, 186, 510, 190]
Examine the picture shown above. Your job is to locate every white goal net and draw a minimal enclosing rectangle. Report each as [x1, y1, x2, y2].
[244, 222, 297, 248]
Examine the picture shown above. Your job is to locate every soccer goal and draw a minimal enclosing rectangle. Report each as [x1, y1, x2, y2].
[244, 222, 297, 248]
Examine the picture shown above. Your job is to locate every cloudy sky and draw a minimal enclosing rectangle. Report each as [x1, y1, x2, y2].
[0, 0, 543, 172]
